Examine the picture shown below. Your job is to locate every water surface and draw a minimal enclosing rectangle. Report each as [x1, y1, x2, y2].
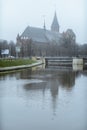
[0, 66, 87, 130]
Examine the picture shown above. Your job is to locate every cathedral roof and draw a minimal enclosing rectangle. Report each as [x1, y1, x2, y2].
[21, 26, 61, 43]
[21, 26, 48, 43]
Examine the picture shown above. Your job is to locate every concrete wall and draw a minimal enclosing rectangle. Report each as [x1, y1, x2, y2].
[73, 58, 83, 65]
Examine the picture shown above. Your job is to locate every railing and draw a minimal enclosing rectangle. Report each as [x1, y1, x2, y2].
[45, 56, 87, 67]
[45, 57, 72, 66]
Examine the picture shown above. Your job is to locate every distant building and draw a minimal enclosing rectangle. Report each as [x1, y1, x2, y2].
[16, 12, 62, 57]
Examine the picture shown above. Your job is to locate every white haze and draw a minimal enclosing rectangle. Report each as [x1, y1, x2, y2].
[0, 0, 87, 44]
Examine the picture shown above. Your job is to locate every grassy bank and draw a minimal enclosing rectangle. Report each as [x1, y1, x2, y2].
[0, 59, 36, 67]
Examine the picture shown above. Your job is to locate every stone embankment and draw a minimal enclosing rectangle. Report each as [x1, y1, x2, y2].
[0, 60, 43, 72]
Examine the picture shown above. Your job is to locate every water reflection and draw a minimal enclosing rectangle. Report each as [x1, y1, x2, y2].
[0, 67, 84, 99]
[0, 66, 87, 130]
[21, 68, 80, 112]
[20, 68, 80, 89]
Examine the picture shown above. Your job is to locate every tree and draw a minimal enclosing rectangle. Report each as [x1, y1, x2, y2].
[60, 29, 76, 56]
[0, 40, 9, 57]
[9, 41, 16, 56]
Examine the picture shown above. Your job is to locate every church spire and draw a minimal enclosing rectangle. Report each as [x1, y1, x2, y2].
[51, 11, 59, 32]
[43, 19, 46, 30]
[43, 15, 46, 30]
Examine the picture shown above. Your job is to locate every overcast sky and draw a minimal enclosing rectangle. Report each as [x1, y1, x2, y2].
[0, 0, 87, 44]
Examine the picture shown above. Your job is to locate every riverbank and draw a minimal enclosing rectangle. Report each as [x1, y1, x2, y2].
[0, 59, 44, 72]
[0, 59, 36, 67]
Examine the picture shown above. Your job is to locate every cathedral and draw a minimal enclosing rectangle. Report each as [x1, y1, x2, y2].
[16, 12, 62, 57]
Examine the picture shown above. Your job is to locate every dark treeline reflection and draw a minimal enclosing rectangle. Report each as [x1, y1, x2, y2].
[0, 66, 87, 115]
[19, 68, 80, 89]
[0, 67, 87, 98]
[82, 70, 87, 76]
[14, 67, 81, 113]
[0, 66, 87, 130]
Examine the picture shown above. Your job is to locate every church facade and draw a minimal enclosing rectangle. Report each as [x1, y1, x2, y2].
[16, 12, 62, 57]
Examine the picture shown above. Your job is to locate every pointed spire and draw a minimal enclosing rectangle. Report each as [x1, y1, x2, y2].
[51, 11, 59, 32]
[16, 33, 20, 41]
[43, 19, 46, 30]
[43, 15, 46, 30]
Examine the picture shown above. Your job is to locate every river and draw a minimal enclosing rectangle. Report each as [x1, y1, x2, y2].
[0, 65, 87, 130]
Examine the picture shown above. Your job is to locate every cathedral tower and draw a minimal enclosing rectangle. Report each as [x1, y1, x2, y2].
[51, 11, 59, 32]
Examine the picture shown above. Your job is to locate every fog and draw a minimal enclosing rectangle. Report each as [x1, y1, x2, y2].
[0, 0, 86, 44]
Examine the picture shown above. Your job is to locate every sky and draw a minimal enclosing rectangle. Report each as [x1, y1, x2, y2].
[0, 0, 87, 44]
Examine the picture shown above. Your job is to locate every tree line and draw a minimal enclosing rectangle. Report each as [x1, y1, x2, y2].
[0, 40, 16, 57]
[0, 29, 87, 57]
